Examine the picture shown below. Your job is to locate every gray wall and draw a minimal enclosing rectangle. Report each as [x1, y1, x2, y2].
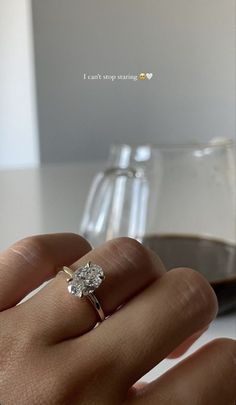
[32, 0, 235, 163]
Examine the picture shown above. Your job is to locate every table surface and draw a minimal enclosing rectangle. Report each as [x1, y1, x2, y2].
[0, 162, 235, 381]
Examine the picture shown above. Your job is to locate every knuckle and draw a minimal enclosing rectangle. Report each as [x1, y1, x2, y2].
[19, 233, 91, 258]
[108, 237, 163, 277]
[110, 236, 143, 254]
[15, 235, 52, 264]
[170, 267, 218, 323]
[108, 237, 144, 267]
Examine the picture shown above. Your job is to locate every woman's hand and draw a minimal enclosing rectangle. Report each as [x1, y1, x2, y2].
[0, 233, 235, 405]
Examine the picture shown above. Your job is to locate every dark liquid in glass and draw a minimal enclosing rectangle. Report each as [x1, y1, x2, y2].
[141, 235, 236, 315]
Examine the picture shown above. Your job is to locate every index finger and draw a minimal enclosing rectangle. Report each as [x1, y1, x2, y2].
[0, 233, 91, 311]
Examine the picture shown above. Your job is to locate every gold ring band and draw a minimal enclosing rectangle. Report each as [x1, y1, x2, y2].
[86, 293, 105, 321]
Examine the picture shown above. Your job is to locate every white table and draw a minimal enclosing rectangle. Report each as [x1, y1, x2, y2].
[0, 163, 235, 381]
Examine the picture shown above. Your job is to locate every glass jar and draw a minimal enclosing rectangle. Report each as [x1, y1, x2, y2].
[80, 141, 236, 314]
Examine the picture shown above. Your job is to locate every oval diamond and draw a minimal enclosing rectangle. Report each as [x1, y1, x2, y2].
[68, 262, 104, 297]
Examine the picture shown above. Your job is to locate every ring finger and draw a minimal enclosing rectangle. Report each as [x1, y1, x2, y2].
[20, 237, 165, 341]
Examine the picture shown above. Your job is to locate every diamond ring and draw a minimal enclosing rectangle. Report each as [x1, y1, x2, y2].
[62, 262, 105, 322]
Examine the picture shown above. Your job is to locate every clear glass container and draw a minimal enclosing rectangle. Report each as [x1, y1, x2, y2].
[80, 140, 236, 314]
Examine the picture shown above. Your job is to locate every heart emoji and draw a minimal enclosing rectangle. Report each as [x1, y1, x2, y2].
[146, 73, 153, 80]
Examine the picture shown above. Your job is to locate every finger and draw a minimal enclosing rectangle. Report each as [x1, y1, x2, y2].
[85, 267, 218, 391]
[21, 238, 165, 341]
[0, 233, 91, 310]
[128, 338, 236, 405]
[168, 326, 209, 359]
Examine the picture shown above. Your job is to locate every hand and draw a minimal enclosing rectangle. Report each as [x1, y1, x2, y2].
[0, 234, 235, 404]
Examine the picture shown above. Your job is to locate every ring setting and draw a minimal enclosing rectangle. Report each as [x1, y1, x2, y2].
[62, 262, 105, 321]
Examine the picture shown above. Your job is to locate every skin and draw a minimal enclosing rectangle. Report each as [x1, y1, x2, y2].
[0, 233, 235, 405]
